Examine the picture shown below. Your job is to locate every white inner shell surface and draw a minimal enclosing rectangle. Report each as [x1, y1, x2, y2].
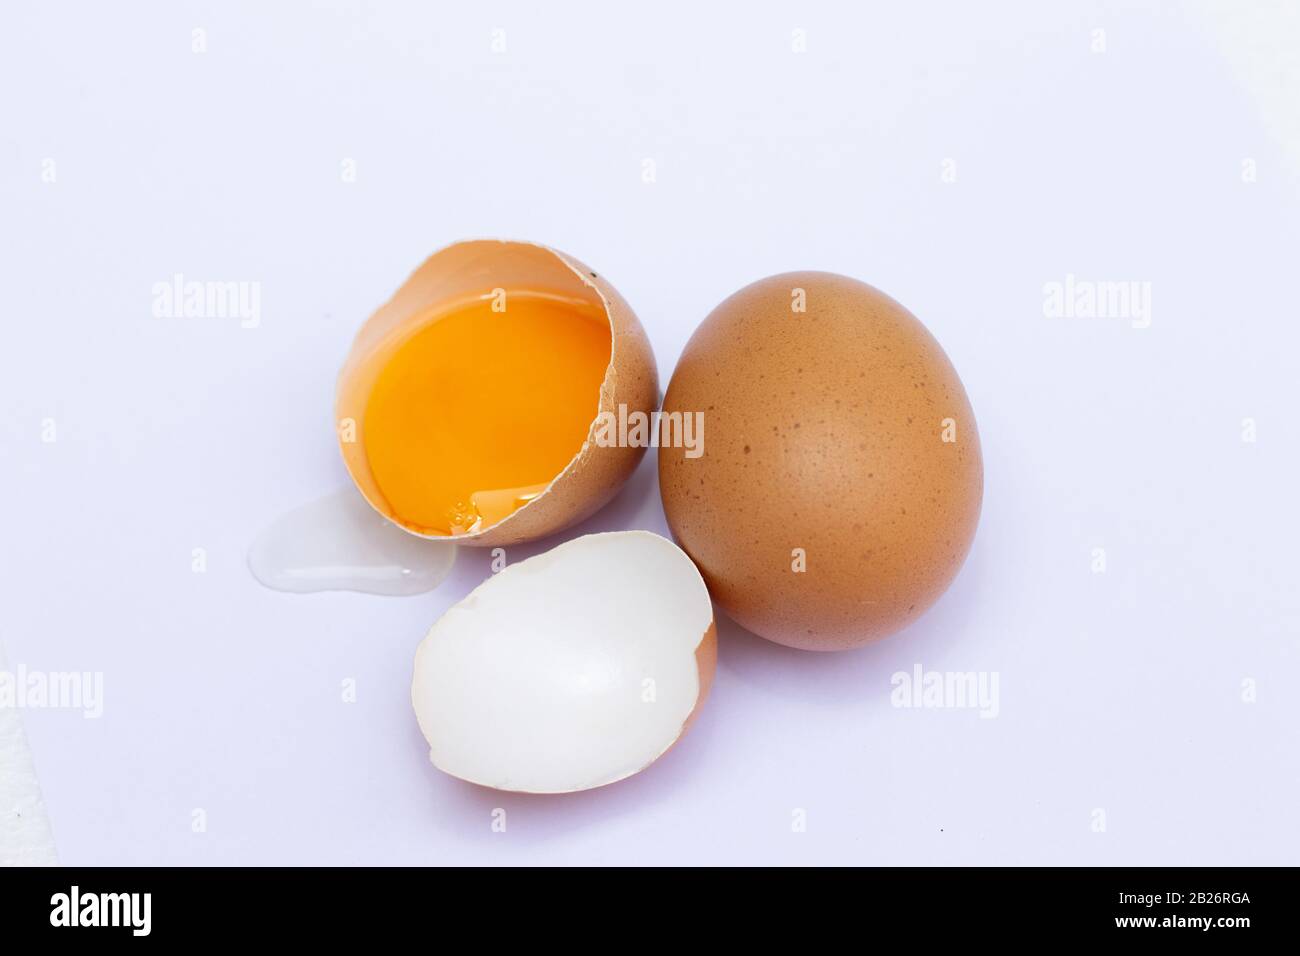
[412, 531, 713, 794]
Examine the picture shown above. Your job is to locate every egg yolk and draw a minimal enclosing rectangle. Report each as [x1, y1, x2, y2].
[359, 294, 611, 536]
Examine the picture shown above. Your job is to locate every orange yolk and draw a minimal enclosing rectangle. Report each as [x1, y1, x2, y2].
[360, 294, 611, 536]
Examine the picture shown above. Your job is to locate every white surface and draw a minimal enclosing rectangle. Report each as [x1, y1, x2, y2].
[1, 1, 1297, 864]
[0, 647, 58, 866]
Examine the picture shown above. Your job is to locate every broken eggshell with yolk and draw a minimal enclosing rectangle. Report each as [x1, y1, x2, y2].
[336, 240, 658, 546]
[411, 531, 717, 793]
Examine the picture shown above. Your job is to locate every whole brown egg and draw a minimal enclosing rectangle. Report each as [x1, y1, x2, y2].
[658, 272, 982, 651]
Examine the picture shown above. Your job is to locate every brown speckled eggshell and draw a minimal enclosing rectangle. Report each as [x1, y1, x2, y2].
[658, 272, 982, 651]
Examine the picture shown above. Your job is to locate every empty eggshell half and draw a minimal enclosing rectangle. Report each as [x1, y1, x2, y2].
[411, 531, 716, 793]
[336, 240, 658, 546]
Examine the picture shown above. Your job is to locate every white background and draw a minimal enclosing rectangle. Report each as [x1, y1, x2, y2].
[2, 1, 1298, 865]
